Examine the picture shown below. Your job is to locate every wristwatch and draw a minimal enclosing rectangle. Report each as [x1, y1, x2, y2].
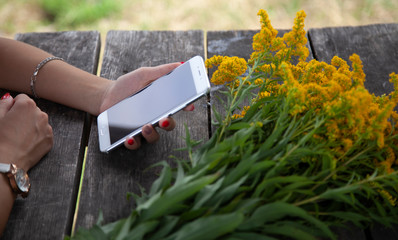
[0, 163, 30, 198]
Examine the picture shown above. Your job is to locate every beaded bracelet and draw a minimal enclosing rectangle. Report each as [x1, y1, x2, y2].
[30, 56, 64, 99]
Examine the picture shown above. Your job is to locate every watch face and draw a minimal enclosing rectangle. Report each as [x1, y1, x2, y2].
[15, 168, 30, 193]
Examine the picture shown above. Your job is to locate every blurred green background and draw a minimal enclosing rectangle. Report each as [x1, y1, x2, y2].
[1, 0, 397, 38]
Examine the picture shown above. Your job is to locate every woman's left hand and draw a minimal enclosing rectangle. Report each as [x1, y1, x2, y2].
[99, 62, 194, 150]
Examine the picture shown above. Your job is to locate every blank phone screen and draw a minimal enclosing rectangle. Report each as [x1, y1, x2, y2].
[107, 63, 198, 144]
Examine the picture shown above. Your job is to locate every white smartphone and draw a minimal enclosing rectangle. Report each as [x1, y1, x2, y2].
[97, 56, 211, 153]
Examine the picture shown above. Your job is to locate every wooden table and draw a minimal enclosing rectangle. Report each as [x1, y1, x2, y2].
[1, 24, 398, 240]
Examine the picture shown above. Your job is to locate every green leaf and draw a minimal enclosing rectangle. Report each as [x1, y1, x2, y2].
[115, 214, 136, 240]
[101, 216, 133, 238]
[136, 191, 162, 213]
[239, 202, 334, 239]
[253, 175, 310, 198]
[123, 220, 159, 240]
[328, 211, 369, 227]
[147, 216, 179, 240]
[228, 232, 278, 240]
[211, 102, 224, 124]
[259, 122, 288, 151]
[227, 122, 251, 130]
[70, 225, 107, 240]
[207, 175, 248, 206]
[262, 223, 319, 240]
[139, 174, 218, 221]
[235, 197, 262, 214]
[193, 176, 224, 210]
[167, 212, 244, 240]
[174, 162, 186, 186]
[248, 160, 275, 175]
[231, 85, 256, 110]
[222, 152, 257, 187]
[318, 185, 360, 205]
[148, 162, 172, 196]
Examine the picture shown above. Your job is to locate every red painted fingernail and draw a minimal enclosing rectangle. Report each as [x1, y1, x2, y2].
[1, 93, 11, 100]
[188, 105, 195, 111]
[180, 62, 185, 64]
[127, 138, 134, 145]
[161, 120, 170, 128]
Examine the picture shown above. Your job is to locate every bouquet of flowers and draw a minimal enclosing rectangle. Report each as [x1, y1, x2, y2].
[70, 10, 398, 240]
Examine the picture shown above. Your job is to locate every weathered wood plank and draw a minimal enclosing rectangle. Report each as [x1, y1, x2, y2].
[371, 223, 398, 240]
[308, 23, 398, 96]
[309, 23, 398, 240]
[0, 31, 100, 240]
[76, 30, 207, 228]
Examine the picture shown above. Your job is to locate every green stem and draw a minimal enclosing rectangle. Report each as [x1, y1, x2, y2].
[294, 171, 398, 207]
[216, 69, 254, 143]
[310, 145, 371, 192]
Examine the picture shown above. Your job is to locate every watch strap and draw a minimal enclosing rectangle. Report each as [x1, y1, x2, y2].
[0, 163, 30, 198]
[0, 163, 11, 173]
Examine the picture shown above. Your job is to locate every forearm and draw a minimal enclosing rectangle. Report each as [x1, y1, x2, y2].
[0, 174, 16, 236]
[0, 37, 111, 115]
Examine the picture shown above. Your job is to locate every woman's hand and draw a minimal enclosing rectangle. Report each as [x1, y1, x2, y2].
[0, 93, 53, 172]
[99, 62, 194, 150]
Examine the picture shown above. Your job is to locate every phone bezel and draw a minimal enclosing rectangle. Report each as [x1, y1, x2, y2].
[97, 56, 210, 153]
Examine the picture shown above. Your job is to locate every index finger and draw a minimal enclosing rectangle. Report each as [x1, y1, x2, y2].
[0, 93, 14, 118]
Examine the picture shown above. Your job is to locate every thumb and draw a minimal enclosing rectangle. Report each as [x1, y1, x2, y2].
[0, 93, 14, 118]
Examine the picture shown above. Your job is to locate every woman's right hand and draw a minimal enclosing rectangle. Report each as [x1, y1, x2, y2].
[0, 93, 53, 172]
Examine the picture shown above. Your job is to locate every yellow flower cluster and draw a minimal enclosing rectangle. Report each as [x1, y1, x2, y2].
[378, 189, 397, 206]
[205, 9, 398, 173]
[369, 181, 397, 206]
[205, 56, 247, 85]
[281, 10, 309, 61]
[379, 147, 396, 174]
[232, 106, 250, 120]
[252, 9, 278, 53]
[280, 54, 398, 160]
[249, 9, 309, 65]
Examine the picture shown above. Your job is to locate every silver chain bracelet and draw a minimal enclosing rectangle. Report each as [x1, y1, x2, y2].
[30, 56, 64, 99]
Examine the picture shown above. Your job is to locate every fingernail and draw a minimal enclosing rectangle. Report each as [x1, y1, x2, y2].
[188, 105, 195, 111]
[180, 62, 185, 64]
[161, 120, 170, 128]
[1, 93, 11, 100]
[143, 125, 152, 135]
[127, 138, 134, 145]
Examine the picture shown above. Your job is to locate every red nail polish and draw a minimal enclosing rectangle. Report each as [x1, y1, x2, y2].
[1, 93, 11, 100]
[127, 138, 134, 145]
[161, 120, 170, 128]
[189, 105, 195, 111]
[180, 62, 185, 64]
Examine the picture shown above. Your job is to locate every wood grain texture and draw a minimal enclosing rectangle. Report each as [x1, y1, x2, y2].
[76, 30, 208, 228]
[1, 31, 100, 240]
[370, 223, 398, 240]
[308, 23, 398, 97]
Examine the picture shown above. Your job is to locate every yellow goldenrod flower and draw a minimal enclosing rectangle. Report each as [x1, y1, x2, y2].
[378, 189, 397, 206]
[206, 56, 247, 85]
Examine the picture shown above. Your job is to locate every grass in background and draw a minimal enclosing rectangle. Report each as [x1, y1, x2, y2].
[38, 0, 122, 28]
[0, 0, 397, 37]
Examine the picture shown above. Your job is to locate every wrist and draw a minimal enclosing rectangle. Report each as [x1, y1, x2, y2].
[0, 173, 17, 199]
[94, 78, 113, 116]
[0, 146, 30, 173]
